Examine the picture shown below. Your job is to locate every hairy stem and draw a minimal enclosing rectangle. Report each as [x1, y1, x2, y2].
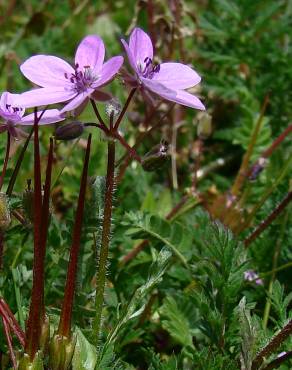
[93, 140, 116, 344]
[58, 135, 91, 337]
[251, 319, 292, 369]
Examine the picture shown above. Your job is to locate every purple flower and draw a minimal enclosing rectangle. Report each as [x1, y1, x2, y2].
[0, 92, 64, 139]
[15, 35, 124, 114]
[244, 270, 263, 285]
[121, 27, 205, 110]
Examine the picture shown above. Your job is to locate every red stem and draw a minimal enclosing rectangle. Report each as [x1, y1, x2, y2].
[58, 135, 92, 337]
[2, 317, 17, 369]
[114, 88, 137, 130]
[244, 191, 292, 247]
[0, 131, 11, 191]
[0, 298, 26, 346]
[247, 124, 292, 180]
[25, 109, 45, 359]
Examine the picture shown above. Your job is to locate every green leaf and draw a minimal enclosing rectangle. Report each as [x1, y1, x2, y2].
[124, 212, 191, 268]
[72, 328, 97, 370]
[160, 296, 194, 348]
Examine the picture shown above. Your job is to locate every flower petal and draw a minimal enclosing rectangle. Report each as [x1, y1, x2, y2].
[75, 35, 105, 73]
[60, 91, 91, 114]
[0, 92, 9, 110]
[129, 28, 153, 66]
[152, 62, 201, 89]
[141, 78, 205, 110]
[20, 55, 74, 87]
[0, 108, 20, 122]
[20, 109, 65, 125]
[121, 39, 139, 74]
[14, 87, 77, 108]
[94, 56, 124, 87]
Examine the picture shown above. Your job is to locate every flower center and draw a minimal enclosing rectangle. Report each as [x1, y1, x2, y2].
[64, 64, 99, 93]
[5, 104, 24, 120]
[139, 57, 160, 79]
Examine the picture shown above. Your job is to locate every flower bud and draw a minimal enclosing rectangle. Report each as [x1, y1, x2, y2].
[197, 112, 212, 139]
[18, 351, 44, 370]
[0, 192, 11, 231]
[55, 122, 84, 141]
[105, 98, 121, 118]
[141, 141, 170, 172]
[49, 333, 76, 370]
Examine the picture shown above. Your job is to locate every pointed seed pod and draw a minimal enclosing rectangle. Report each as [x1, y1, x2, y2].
[141, 140, 170, 172]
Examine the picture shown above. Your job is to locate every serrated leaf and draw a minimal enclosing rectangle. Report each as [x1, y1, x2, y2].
[124, 212, 191, 268]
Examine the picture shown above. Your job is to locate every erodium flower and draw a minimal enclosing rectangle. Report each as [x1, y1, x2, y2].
[121, 27, 205, 110]
[15, 35, 124, 114]
[0, 92, 64, 139]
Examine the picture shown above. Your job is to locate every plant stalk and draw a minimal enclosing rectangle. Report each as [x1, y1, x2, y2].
[251, 319, 292, 369]
[58, 135, 91, 337]
[0, 131, 11, 191]
[93, 139, 116, 344]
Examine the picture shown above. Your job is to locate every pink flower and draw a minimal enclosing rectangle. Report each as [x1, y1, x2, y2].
[15, 35, 124, 114]
[0, 92, 64, 139]
[244, 270, 263, 285]
[121, 27, 205, 110]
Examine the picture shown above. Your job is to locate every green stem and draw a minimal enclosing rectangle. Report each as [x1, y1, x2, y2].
[262, 211, 289, 329]
[260, 260, 292, 277]
[231, 95, 269, 197]
[93, 140, 116, 345]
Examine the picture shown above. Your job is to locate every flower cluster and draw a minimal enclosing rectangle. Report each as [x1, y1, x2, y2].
[0, 27, 205, 139]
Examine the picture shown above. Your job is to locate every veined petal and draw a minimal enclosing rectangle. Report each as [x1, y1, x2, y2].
[94, 56, 124, 87]
[60, 91, 91, 114]
[121, 39, 139, 74]
[20, 109, 65, 125]
[14, 87, 76, 108]
[20, 55, 74, 87]
[75, 35, 105, 73]
[141, 78, 205, 110]
[129, 28, 153, 66]
[0, 92, 9, 110]
[0, 108, 20, 122]
[152, 62, 201, 89]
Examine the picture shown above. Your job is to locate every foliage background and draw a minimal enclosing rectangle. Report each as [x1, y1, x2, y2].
[0, 0, 291, 369]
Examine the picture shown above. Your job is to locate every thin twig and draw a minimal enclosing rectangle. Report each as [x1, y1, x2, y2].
[244, 192, 292, 247]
